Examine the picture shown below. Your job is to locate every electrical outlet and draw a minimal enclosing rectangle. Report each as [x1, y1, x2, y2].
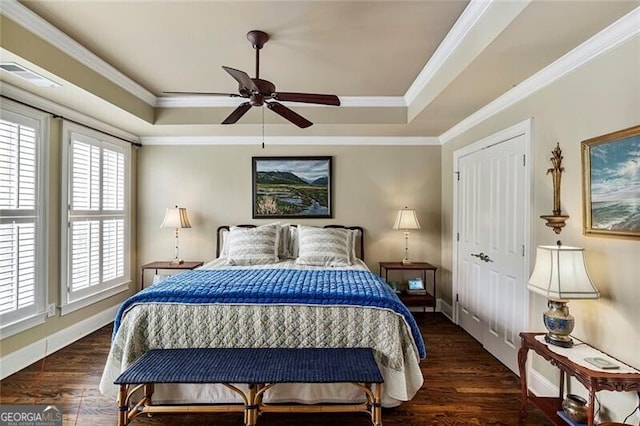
[46, 303, 56, 317]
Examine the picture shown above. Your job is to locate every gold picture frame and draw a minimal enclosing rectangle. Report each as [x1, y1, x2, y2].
[581, 124, 640, 238]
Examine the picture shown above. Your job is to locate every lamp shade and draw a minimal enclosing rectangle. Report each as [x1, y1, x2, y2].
[528, 245, 599, 300]
[160, 207, 191, 229]
[393, 208, 421, 230]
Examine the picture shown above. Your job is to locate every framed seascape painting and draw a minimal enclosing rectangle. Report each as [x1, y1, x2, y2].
[252, 156, 332, 219]
[581, 125, 640, 238]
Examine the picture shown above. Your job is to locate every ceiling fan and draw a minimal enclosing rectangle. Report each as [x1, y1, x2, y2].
[164, 30, 340, 128]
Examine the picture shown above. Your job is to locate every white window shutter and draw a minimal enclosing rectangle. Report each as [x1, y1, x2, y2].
[62, 123, 130, 310]
[70, 220, 100, 291]
[0, 103, 47, 336]
[71, 140, 100, 211]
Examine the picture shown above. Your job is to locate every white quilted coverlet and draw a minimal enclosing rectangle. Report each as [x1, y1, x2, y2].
[99, 259, 423, 407]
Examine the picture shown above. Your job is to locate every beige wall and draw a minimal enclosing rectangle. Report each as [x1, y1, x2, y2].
[440, 38, 640, 420]
[137, 144, 441, 281]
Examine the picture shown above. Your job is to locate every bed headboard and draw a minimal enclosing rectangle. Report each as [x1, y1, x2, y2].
[216, 225, 365, 261]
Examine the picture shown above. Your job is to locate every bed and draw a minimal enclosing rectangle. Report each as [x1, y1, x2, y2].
[99, 224, 425, 408]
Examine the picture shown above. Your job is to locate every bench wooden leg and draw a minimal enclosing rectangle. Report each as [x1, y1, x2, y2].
[144, 383, 154, 417]
[245, 384, 258, 426]
[117, 384, 129, 426]
[372, 383, 382, 426]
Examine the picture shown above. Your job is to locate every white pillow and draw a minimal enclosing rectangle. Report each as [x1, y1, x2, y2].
[347, 228, 360, 263]
[227, 223, 280, 265]
[220, 228, 230, 257]
[295, 225, 351, 267]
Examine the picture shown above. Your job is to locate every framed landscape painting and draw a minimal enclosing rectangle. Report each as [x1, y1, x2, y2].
[581, 125, 640, 238]
[252, 156, 332, 218]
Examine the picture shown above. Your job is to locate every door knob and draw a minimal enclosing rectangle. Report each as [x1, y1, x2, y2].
[470, 252, 493, 262]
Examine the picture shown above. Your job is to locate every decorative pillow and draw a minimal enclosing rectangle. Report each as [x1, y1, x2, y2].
[347, 228, 360, 263]
[219, 228, 230, 257]
[295, 225, 351, 267]
[287, 225, 299, 259]
[278, 224, 292, 259]
[227, 223, 280, 265]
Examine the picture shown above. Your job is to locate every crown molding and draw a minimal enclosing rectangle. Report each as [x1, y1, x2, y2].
[0, 82, 139, 142]
[404, 0, 493, 105]
[0, 0, 157, 106]
[155, 96, 244, 108]
[155, 95, 406, 108]
[439, 5, 640, 144]
[405, 0, 530, 122]
[339, 97, 406, 108]
[140, 135, 439, 146]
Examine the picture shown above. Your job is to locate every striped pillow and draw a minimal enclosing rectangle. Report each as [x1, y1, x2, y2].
[227, 224, 280, 265]
[295, 225, 351, 267]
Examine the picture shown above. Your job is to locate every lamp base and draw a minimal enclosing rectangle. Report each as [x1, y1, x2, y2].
[170, 258, 184, 265]
[543, 299, 575, 348]
[402, 259, 413, 265]
[544, 333, 573, 348]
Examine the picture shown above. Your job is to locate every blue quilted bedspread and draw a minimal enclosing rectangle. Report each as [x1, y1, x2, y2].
[115, 268, 426, 358]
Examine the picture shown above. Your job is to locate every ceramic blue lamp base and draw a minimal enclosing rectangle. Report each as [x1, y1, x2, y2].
[543, 299, 575, 348]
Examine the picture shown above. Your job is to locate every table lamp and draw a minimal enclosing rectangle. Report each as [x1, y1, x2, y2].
[393, 207, 421, 264]
[160, 206, 191, 264]
[527, 241, 599, 347]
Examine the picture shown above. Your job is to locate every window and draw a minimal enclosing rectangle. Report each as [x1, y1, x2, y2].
[61, 122, 130, 314]
[0, 101, 48, 338]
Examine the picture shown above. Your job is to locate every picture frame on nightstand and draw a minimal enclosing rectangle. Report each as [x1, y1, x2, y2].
[407, 278, 426, 295]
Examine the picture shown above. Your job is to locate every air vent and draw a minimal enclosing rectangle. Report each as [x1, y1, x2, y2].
[0, 62, 61, 87]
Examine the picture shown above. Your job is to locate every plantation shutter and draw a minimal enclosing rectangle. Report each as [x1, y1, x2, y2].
[0, 114, 42, 326]
[64, 128, 129, 308]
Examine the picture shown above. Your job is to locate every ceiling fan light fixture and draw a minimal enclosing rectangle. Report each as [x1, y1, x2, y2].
[168, 30, 340, 128]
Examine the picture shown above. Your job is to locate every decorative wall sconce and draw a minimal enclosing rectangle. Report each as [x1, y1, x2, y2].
[540, 143, 569, 234]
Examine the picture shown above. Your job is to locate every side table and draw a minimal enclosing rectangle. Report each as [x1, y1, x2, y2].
[140, 261, 204, 288]
[518, 332, 640, 426]
[379, 261, 437, 312]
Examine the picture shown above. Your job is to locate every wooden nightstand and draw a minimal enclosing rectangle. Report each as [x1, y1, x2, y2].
[140, 261, 204, 288]
[379, 261, 437, 312]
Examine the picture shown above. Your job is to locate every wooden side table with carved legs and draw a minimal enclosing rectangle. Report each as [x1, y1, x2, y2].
[518, 332, 640, 426]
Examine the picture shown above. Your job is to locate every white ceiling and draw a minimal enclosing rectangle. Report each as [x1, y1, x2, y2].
[1, 0, 638, 141]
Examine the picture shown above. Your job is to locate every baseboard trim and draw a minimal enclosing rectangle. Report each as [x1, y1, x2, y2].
[0, 305, 118, 380]
[438, 299, 453, 321]
[528, 366, 558, 397]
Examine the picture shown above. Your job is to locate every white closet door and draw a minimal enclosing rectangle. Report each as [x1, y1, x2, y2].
[456, 134, 527, 374]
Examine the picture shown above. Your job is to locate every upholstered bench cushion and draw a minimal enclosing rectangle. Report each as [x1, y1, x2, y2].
[115, 347, 383, 385]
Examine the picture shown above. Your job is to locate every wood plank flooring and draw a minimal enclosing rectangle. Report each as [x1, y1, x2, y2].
[0, 313, 552, 425]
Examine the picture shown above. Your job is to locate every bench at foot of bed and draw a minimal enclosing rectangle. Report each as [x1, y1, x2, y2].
[114, 347, 384, 426]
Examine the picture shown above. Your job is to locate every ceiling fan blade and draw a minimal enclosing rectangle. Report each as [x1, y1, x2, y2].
[222, 66, 258, 93]
[163, 91, 243, 97]
[222, 102, 252, 124]
[272, 92, 340, 106]
[266, 102, 313, 128]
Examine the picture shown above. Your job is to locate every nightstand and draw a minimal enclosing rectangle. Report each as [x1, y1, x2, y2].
[140, 261, 204, 288]
[379, 261, 437, 312]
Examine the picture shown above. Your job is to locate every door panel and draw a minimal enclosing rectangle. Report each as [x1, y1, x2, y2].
[456, 134, 527, 374]
[458, 154, 485, 342]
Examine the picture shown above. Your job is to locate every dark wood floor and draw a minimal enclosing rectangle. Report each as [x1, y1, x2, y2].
[0, 313, 551, 425]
